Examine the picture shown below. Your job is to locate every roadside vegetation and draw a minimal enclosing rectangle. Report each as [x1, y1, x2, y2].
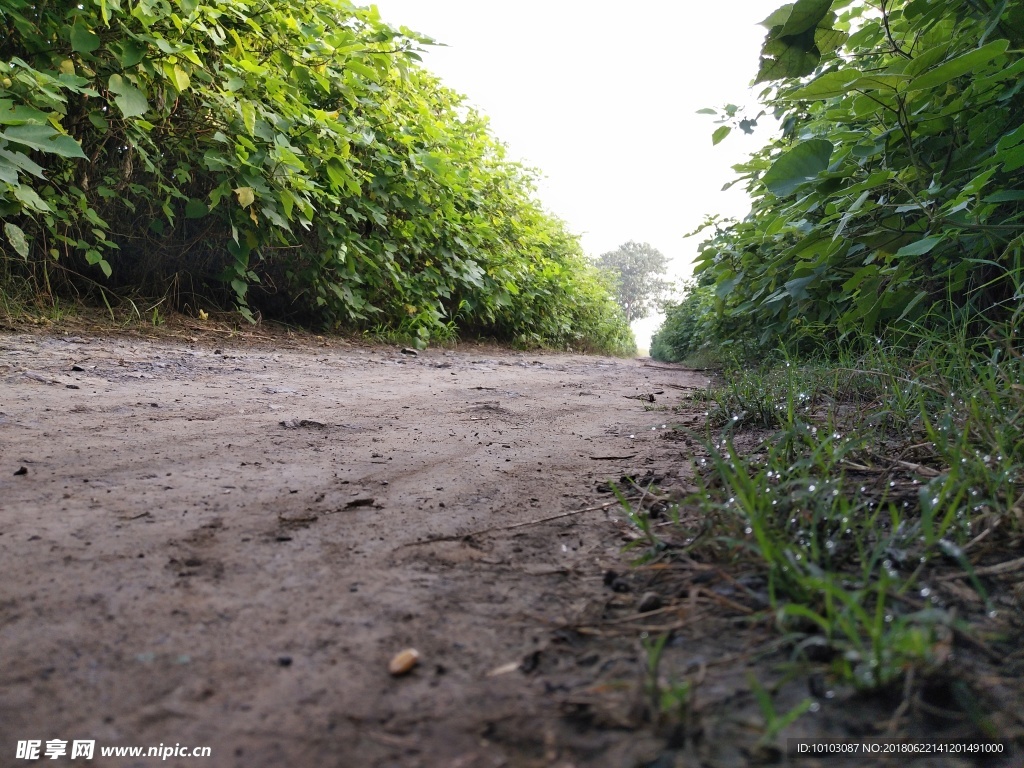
[645, 0, 1023, 752]
[0, 0, 634, 354]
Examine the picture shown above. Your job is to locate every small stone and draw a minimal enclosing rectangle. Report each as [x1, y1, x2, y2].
[638, 592, 663, 612]
[400, 347, 418, 356]
[388, 648, 420, 676]
[277, 656, 292, 667]
[345, 497, 375, 509]
[14, 466, 28, 476]
[611, 578, 631, 593]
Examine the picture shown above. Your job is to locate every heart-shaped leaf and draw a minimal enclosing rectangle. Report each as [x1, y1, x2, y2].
[108, 74, 149, 118]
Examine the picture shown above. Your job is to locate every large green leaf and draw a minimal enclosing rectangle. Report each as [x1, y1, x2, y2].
[784, 70, 862, 100]
[0, 124, 87, 159]
[909, 39, 1009, 92]
[996, 124, 1024, 152]
[107, 74, 149, 118]
[895, 236, 942, 257]
[756, 44, 820, 83]
[0, 104, 53, 125]
[0, 147, 47, 178]
[115, 40, 149, 68]
[715, 272, 744, 300]
[814, 27, 846, 55]
[4, 222, 30, 258]
[784, 274, 816, 301]
[185, 199, 208, 218]
[996, 143, 1024, 173]
[780, 0, 833, 36]
[0, 156, 18, 184]
[345, 59, 377, 80]
[761, 139, 834, 197]
[70, 22, 101, 54]
[903, 43, 950, 78]
[85, 249, 112, 278]
[13, 183, 51, 212]
[847, 74, 909, 92]
[760, 4, 795, 29]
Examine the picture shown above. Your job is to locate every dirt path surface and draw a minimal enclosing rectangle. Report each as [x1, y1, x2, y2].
[1, 330, 708, 767]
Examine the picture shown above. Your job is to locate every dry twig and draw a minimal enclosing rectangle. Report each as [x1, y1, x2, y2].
[397, 500, 620, 548]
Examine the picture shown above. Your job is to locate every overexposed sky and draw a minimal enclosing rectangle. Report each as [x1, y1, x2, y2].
[372, 1, 783, 346]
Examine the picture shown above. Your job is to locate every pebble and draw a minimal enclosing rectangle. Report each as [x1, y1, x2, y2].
[638, 592, 663, 612]
[388, 648, 420, 676]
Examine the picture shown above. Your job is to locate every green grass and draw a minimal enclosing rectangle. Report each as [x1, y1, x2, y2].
[623, 320, 1022, 743]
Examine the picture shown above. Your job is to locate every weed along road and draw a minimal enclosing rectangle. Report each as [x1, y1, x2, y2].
[0, 330, 708, 767]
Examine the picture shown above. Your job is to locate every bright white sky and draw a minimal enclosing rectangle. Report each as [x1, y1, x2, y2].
[372, 0, 784, 348]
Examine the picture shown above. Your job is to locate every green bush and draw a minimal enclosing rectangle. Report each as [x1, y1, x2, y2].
[650, 282, 715, 362]
[0, 0, 632, 352]
[687, 0, 1024, 353]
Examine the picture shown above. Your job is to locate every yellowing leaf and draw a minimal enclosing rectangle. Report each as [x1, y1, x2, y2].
[234, 186, 255, 207]
[239, 101, 256, 137]
[59, 59, 76, 76]
[165, 63, 190, 92]
[4, 222, 29, 258]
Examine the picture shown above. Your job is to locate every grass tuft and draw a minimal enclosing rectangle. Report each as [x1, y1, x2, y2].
[622, 322, 1022, 747]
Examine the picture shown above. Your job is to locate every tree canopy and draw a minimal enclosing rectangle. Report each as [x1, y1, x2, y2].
[654, 0, 1024, 360]
[596, 241, 671, 323]
[0, 0, 634, 354]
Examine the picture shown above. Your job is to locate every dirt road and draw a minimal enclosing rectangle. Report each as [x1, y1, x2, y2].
[0, 329, 707, 767]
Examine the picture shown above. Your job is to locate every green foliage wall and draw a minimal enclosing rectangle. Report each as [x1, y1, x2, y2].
[0, 0, 633, 353]
[658, 0, 1024, 360]
[649, 281, 716, 363]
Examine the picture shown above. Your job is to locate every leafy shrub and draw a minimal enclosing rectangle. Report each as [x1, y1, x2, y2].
[688, 0, 1024, 352]
[0, 0, 632, 352]
[650, 281, 715, 362]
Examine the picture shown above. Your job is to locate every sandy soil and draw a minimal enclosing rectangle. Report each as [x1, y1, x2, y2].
[3, 327, 1020, 768]
[0, 328, 710, 767]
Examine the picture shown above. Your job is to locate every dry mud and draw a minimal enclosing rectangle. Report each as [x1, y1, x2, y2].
[2, 328, 1019, 768]
[1, 330, 708, 767]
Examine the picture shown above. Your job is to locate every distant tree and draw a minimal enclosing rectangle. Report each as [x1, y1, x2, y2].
[596, 241, 671, 323]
